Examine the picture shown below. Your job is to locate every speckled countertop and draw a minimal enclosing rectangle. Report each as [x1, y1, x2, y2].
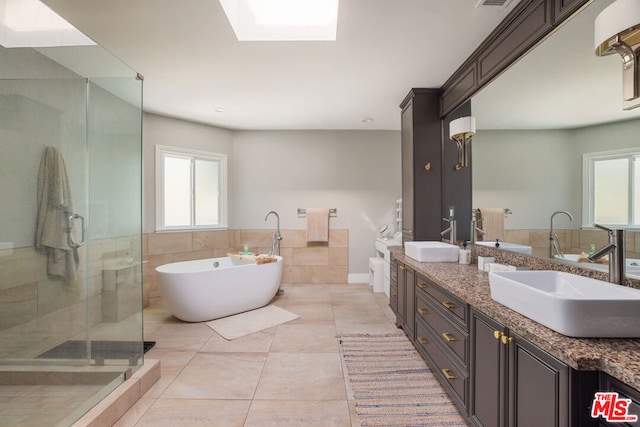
[390, 246, 640, 391]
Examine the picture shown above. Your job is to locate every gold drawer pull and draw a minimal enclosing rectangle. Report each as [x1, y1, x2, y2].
[391, 294, 397, 299]
[399, 265, 406, 271]
[494, 330, 502, 340]
[417, 283, 427, 290]
[501, 335, 513, 345]
[391, 275, 397, 281]
[441, 301, 455, 310]
[442, 332, 457, 342]
[417, 336, 428, 345]
[442, 368, 456, 381]
[417, 307, 428, 315]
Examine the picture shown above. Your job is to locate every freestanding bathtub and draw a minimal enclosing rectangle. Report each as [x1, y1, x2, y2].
[156, 255, 283, 322]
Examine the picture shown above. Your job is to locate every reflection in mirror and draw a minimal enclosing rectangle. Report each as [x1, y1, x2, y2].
[470, 0, 640, 278]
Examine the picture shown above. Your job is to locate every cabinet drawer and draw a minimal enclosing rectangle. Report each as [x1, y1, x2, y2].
[599, 373, 640, 426]
[416, 275, 467, 327]
[415, 319, 467, 408]
[416, 293, 468, 367]
[389, 283, 398, 311]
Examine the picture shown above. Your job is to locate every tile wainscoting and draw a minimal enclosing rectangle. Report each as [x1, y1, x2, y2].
[143, 229, 349, 307]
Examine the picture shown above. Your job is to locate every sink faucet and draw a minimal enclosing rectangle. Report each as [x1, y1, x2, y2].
[265, 211, 282, 257]
[549, 210, 573, 258]
[470, 210, 485, 244]
[588, 223, 625, 285]
[441, 207, 457, 245]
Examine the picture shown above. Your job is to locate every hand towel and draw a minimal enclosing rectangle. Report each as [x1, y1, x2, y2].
[306, 208, 330, 243]
[36, 146, 79, 282]
[479, 207, 505, 242]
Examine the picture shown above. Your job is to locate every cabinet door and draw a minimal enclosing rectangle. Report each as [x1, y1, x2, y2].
[389, 261, 398, 316]
[508, 332, 569, 427]
[470, 309, 507, 427]
[400, 102, 414, 242]
[396, 264, 406, 327]
[404, 266, 415, 340]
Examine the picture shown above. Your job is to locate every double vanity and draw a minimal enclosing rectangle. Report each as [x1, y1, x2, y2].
[390, 243, 640, 426]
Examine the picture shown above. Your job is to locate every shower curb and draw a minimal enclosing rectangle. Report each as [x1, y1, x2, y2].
[71, 359, 161, 427]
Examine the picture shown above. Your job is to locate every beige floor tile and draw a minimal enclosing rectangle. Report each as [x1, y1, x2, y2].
[254, 352, 346, 400]
[200, 327, 276, 353]
[141, 374, 176, 399]
[335, 320, 399, 335]
[112, 397, 155, 427]
[283, 303, 335, 324]
[143, 349, 196, 375]
[136, 398, 250, 426]
[146, 322, 213, 351]
[270, 323, 338, 353]
[245, 400, 351, 427]
[162, 352, 267, 399]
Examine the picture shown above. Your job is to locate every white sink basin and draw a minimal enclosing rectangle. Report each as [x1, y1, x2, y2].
[489, 270, 640, 338]
[554, 254, 640, 276]
[404, 241, 459, 263]
[476, 241, 532, 255]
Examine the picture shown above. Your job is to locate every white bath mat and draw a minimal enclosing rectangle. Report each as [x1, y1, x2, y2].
[206, 304, 299, 340]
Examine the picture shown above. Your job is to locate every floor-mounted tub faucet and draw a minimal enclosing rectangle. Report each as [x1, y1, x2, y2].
[265, 211, 282, 257]
[589, 223, 625, 285]
[549, 210, 573, 258]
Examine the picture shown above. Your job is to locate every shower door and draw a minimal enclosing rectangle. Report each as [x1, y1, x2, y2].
[0, 43, 143, 426]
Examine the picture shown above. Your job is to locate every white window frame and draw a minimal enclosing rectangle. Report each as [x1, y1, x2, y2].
[582, 148, 638, 229]
[155, 145, 228, 231]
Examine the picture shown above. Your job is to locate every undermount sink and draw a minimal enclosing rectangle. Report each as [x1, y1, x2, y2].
[404, 241, 459, 262]
[476, 241, 532, 255]
[489, 270, 640, 338]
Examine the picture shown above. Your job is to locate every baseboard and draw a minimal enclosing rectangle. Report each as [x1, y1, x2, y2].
[348, 273, 369, 284]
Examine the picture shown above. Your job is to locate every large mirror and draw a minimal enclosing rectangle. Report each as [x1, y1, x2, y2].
[471, 0, 640, 278]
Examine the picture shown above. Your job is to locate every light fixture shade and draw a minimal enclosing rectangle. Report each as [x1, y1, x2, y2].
[594, 0, 640, 53]
[449, 116, 476, 138]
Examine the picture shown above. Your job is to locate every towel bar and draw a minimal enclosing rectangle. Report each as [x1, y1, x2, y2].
[297, 208, 337, 217]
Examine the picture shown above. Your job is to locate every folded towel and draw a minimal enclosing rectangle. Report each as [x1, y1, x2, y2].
[306, 208, 330, 243]
[479, 208, 505, 242]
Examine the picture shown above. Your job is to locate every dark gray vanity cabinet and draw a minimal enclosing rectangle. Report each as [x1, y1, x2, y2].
[390, 258, 415, 341]
[400, 89, 442, 242]
[414, 274, 469, 414]
[469, 308, 571, 427]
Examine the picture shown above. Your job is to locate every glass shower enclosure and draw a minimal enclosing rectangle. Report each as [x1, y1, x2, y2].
[0, 25, 144, 427]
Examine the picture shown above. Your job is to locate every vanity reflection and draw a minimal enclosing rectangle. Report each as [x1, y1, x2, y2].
[470, 0, 640, 278]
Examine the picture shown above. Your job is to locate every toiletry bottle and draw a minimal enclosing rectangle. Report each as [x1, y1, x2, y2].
[459, 241, 471, 265]
[589, 243, 595, 256]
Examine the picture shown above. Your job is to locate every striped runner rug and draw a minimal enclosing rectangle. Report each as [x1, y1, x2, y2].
[339, 334, 469, 427]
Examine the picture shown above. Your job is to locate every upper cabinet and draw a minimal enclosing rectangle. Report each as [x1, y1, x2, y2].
[400, 89, 442, 242]
[441, 0, 589, 117]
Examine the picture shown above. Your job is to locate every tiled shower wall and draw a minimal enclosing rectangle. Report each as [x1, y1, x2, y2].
[499, 229, 640, 259]
[0, 235, 141, 359]
[143, 229, 349, 306]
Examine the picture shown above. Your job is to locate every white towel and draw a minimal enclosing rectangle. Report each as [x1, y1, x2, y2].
[478, 207, 505, 242]
[306, 208, 330, 243]
[36, 146, 78, 282]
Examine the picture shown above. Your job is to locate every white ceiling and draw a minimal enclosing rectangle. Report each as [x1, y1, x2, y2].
[41, 0, 522, 131]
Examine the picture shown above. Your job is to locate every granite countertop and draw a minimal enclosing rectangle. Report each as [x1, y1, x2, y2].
[390, 246, 640, 391]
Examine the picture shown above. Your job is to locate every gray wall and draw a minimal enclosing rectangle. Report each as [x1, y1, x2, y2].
[142, 114, 401, 275]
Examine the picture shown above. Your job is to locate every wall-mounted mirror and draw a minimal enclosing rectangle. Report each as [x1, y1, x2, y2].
[471, 0, 640, 278]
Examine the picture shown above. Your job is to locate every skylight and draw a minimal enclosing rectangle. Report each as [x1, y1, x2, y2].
[218, 0, 339, 41]
[0, 0, 95, 48]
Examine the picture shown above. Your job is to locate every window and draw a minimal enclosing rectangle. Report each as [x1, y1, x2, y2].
[583, 149, 639, 228]
[156, 145, 227, 231]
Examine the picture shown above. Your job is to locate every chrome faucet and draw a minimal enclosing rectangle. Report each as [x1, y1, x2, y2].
[589, 223, 625, 285]
[549, 210, 573, 258]
[470, 211, 485, 244]
[264, 211, 282, 257]
[441, 207, 457, 245]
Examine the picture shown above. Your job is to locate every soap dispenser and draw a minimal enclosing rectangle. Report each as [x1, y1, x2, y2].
[459, 241, 471, 265]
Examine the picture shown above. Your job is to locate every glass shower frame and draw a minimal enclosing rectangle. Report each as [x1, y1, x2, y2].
[0, 42, 144, 426]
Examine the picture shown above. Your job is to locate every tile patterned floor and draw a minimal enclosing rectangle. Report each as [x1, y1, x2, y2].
[115, 283, 398, 426]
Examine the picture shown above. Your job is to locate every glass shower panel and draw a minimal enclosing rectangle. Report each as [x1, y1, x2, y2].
[0, 40, 143, 426]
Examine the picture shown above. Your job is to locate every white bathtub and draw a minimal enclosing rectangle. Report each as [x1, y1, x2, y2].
[156, 255, 283, 322]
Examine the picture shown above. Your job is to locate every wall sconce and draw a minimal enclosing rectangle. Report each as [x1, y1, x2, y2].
[594, 0, 640, 110]
[449, 116, 476, 170]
